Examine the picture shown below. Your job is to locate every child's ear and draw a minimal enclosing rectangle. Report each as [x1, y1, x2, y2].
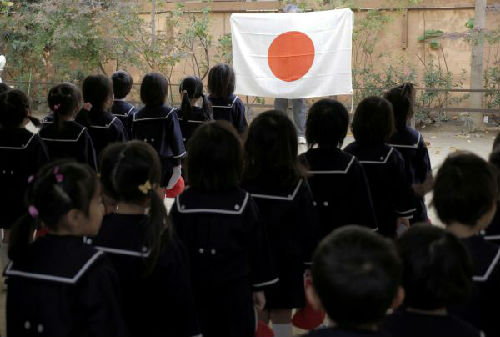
[305, 280, 323, 311]
[391, 286, 405, 310]
[67, 209, 87, 232]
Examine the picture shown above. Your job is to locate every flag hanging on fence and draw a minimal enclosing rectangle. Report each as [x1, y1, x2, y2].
[230, 8, 353, 99]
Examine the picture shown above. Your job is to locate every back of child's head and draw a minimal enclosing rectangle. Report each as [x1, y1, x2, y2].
[179, 76, 212, 121]
[9, 160, 99, 260]
[352, 96, 395, 145]
[0, 89, 30, 128]
[100, 141, 168, 272]
[207, 63, 235, 98]
[187, 120, 242, 192]
[48, 83, 82, 129]
[312, 225, 402, 328]
[244, 109, 303, 187]
[398, 224, 473, 310]
[111, 70, 133, 100]
[383, 83, 415, 131]
[82, 74, 113, 111]
[140, 73, 168, 107]
[0, 82, 9, 94]
[433, 151, 498, 227]
[306, 98, 349, 148]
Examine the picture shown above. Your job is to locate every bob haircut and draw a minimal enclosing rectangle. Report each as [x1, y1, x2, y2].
[140, 73, 168, 107]
[306, 98, 349, 148]
[352, 96, 395, 146]
[207, 63, 235, 99]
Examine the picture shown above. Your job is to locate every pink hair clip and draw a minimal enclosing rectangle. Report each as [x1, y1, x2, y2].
[83, 102, 92, 111]
[27, 175, 34, 184]
[53, 166, 63, 183]
[53, 104, 61, 111]
[28, 205, 38, 218]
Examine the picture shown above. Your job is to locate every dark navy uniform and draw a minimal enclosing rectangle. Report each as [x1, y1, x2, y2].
[388, 126, 431, 223]
[131, 105, 186, 187]
[302, 327, 389, 337]
[111, 100, 137, 139]
[242, 178, 318, 309]
[382, 309, 482, 337]
[87, 213, 200, 337]
[174, 106, 211, 144]
[450, 235, 500, 337]
[208, 95, 247, 134]
[171, 187, 276, 337]
[5, 235, 126, 337]
[344, 142, 415, 238]
[39, 121, 97, 170]
[299, 148, 377, 240]
[482, 202, 500, 245]
[0, 128, 48, 228]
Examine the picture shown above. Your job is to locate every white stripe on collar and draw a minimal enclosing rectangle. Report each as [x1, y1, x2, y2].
[387, 133, 421, 149]
[212, 96, 239, 109]
[0, 133, 36, 150]
[133, 110, 173, 122]
[308, 157, 355, 175]
[251, 179, 303, 201]
[359, 147, 394, 164]
[89, 117, 118, 129]
[41, 128, 86, 143]
[473, 247, 500, 282]
[94, 246, 151, 258]
[253, 277, 279, 288]
[5, 250, 103, 284]
[176, 192, 249, 215]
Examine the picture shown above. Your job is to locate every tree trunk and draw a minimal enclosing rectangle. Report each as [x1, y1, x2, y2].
[470, 0, 487, 130]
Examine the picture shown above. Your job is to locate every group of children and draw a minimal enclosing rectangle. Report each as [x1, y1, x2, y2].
[0, 62, 499, 337]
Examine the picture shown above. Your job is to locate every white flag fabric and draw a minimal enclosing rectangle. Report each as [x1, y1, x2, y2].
[231, 9, 353, 99]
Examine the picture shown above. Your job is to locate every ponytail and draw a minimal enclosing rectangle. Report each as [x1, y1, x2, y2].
[8, 213, 36, 261]
[201, 94, 213, 121]
[180, 90, 192, 131]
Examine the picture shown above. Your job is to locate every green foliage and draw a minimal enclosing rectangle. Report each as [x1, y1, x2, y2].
[465, 18, 474, 29]
[417, 29, 444, 42]
[215, 33, 232, 65]
[484, 66, 500, 109]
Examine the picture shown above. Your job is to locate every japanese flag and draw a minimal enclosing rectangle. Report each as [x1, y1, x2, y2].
[231, 9, 353, 99]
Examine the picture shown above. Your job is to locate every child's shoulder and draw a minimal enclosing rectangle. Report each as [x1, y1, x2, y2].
[302, 147, 358, 173]
[0, 127, 37, 148]
[209, 94, 240, 107]
[40, 120, 88, 140]
[135, 104, 174, 120]
[463, 235, 500, 282]
[388, 126, 422, 148]
[175, 187, 250, 215]
[345, 142, 396, 165]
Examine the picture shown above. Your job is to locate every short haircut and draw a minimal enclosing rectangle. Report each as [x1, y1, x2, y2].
[112, 70, 133, 99]
[0, 82, 9, 94]
[383, 83, 415, 131]
[82, 74, 113, 111]
[398, 224, 473, 310]
[433, 151, 498, 227]
[312, 225, 402, 328]
[186, 121, 242, 192]
[0, 89, 30, 128]
[208, 63, 235, 98]
[352, 96, 395, 145]
[306, 98, 349, 148]
[141, 73, 168, 107]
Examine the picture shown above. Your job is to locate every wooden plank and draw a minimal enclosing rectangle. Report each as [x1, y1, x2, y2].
[401, 8, 408, 49]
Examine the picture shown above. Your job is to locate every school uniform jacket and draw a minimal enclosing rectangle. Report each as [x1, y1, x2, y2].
[0, 128, 48, 228]
[5, 235, 126, 337]
[208, 95, 248, 134]
[112, 100, 137, 139]
[299, 147, 377, 240]
[174, 106, 210, 144]
[302, 327, 389, 337]
[344, 142, 415, 238]
[171, 187, 276, 337]
[388, 126, 432, 223]
[482, 201, 500, 245]
[39, 121, 97, 170]
[131, 104, 186, 186]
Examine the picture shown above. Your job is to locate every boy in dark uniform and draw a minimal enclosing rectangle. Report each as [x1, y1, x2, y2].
[111, 70, 137, 138]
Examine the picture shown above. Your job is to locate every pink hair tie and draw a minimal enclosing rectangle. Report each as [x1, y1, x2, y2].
[27, 175, 34, 184]
[53, 104, 61, 111]
[53, 166, 64, 183]
[83, 102, 92, 111]
[28, 205, 38, 218]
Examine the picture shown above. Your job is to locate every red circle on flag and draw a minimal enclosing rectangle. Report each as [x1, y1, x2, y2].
[268, 31, 315, 82]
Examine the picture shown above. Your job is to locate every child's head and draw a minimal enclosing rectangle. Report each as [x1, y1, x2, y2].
[352, 96, 395, 145]
[244, 110, 303, 186]
[111, 70, 134, 100]
[383, 83, 415, 131]
[208, 63, 235, 98]
[433, 151, 498, 229]
[48, 83, 82, 129]
[310, 225, 402, 329]
[140, 73, 168, 107]
[187, 121, 242, 192]
[398, 225, 472, 311]
[9, 161, 102, 260]
[306, 98, 349, 148]
[0, 89, 30, 128]
[83, 74, 113, 111]
[179, 76, 212, 121]
[0, 82, 9, 94]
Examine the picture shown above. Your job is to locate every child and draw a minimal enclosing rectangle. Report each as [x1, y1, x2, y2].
[77, 74, 127, 158]
[6, 161, 126, 336]
[242, 110, 318, 337]
[176, 76, 213, 143]
[92, 141, 200, 337]
[131, 73, 185, 189]
[170, 121, 276, 337]
[304, 225, 403, 337]
[111, 70, 137, 138]
[39, 83, 97, 169]
[299, 99, 377, 239]
[385, 83, 432, 223]
[482, 133, 500, 244]
[207, 63, 248, 134]
[344, 96, 414, 238]
[433, 151, 500, 337]
[383, 224, 481, 337]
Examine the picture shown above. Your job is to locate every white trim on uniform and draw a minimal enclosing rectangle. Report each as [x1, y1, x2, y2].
[359, 147, 394, 164]
[41, 128, 86, 142]
[253, 278, 279, 288]
[308, 157, 355, 175]
[484, 235, 500, 240]
[94, 246, 151, 258]
[251, 179, 303, 201]
[172, 151, 187, 159]
[387, 133, 421, 149]
[211, 96, 239, 109]
[0, 133, 36, 150]
[176, 192, 250, 215]
[473, 248, 500, 282]
[133, 110, 173, 122]
[89, 117, 118, 129]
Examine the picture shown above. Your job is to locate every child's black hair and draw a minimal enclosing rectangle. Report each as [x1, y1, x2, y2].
[112, 70, 134, 100]
[179, 76, 213, 123]
[207, 63, 235, 98]
[312, 225, 402, 328]
[244, 110, 304, 188]
[352, 96, 395, 145]
[384, 83, 415, 131]
[433, 151, 498, 227]
[79, 75, 113, 128]
[186, 120, 242, 192]
[9, 160, 99, 261]
[398, 224, 473, 310]
[100, 141, 170, 275]
[0, 82, 9, 94]
[140, 73, 168, 107]
[48, 83, 83, 130]
[0, 89, 30, 128]
[306, 98, 349, 148]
